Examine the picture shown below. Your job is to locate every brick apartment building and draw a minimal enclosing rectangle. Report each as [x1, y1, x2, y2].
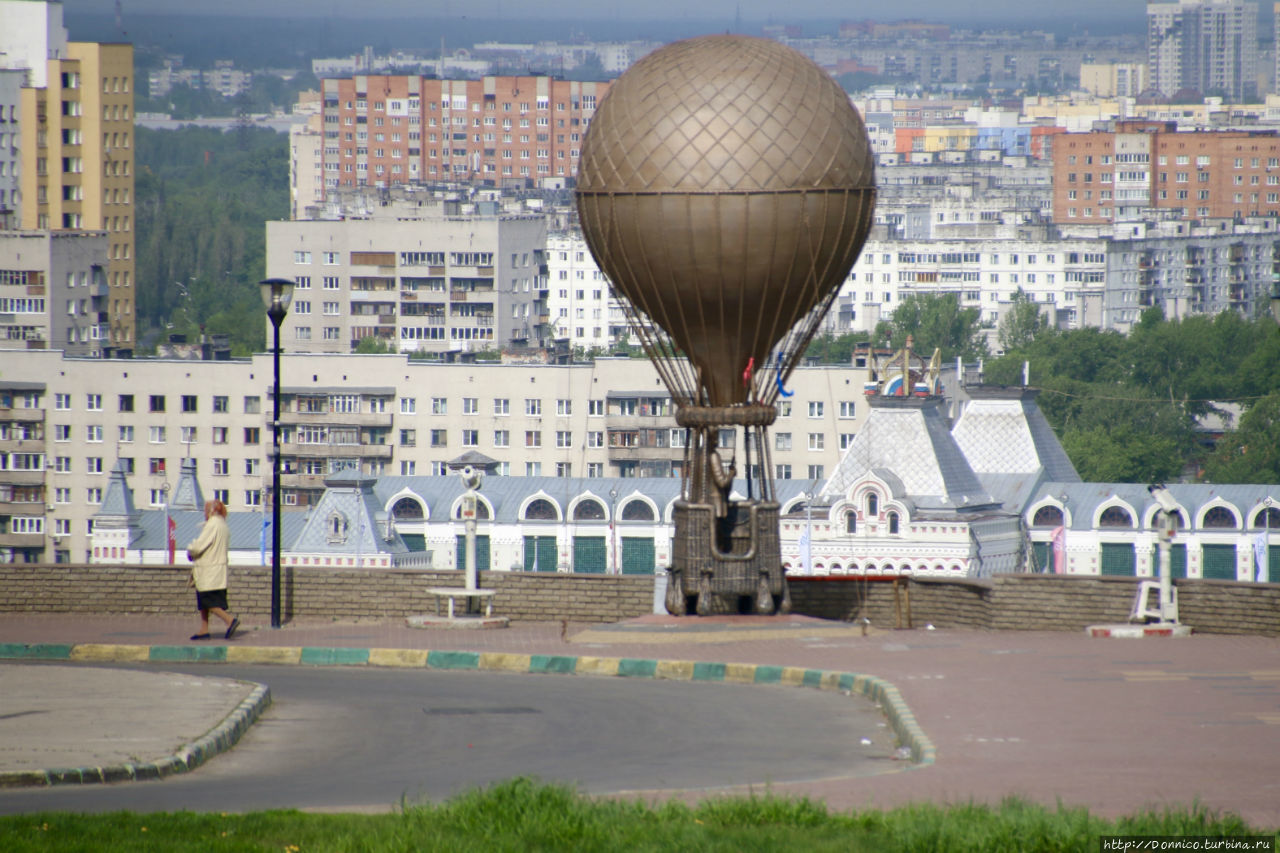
[1052, 121, 1280, 224]
[320, 74, 610, 191]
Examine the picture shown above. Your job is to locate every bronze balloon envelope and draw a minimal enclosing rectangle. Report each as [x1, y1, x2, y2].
[576, 34, 877, 409]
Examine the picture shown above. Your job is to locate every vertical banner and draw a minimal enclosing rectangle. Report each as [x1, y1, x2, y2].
[1051, 525, 1066, 574]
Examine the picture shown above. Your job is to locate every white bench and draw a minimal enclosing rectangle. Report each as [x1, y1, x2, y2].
[426, 587, 495, 619]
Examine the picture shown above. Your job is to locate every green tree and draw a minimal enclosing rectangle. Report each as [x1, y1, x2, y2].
[996, 288, 1049, 353]
[354, 336, 395, 354]
[804, 331, 870, 364]
[134, 126, 288, 355]
[1201, 393, 1280, 484]
[881, 293, 989, 362]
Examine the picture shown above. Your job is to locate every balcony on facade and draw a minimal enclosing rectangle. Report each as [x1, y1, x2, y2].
[281, 441, 393, 459]
[0, 531, 45, 549]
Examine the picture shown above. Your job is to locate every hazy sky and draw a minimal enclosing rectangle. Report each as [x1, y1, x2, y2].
[61, 0, 1142, 27]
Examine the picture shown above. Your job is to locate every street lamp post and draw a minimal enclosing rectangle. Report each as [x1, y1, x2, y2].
[609, 486, 618, 574]
[260, 278, 295, 629]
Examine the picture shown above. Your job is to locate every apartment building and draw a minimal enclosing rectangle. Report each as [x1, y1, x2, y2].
[0, 69, 20, 227]
[545, 231, 612, 351]
[265, 198, 549, 353]
[1147, 0, 1258, 102]
[1, 0, 136, 350]
[0, 349, 873, 564]
[1052, 122, 1280, 225]
[0, 229, 109, 355]
[320, 74, 610, 192]
[836, 216, 1279, 336]
[1079, 62, 1148, 98]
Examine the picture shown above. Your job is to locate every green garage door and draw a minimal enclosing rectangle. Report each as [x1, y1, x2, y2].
[1100, 543, 1136, 576]
[621, 537, 656, 575]
[1266, 545, 1280, 583]
[573, 536, 607, 574]
[1201, 544, 1237, 580]
[400, 533, 426, 552]
[454, 534, 490, 572]
[1031, 541, 1048, 572]
[1152, 544, 1186, 579]
[523, 535, 558, 572]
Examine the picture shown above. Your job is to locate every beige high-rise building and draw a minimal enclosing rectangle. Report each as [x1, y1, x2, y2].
[1147, 0, 1258, 101]
[3, 1, 136, 350]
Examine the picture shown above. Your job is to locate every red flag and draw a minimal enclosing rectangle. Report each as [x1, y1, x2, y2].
[742, 357, 754, 387]
[167, 515, 177, 564]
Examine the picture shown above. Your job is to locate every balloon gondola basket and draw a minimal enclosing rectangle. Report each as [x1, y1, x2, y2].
[666, 500, 790, 616]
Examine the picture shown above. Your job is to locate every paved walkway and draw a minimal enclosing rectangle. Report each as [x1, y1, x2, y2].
[0, 613, 1277, 828]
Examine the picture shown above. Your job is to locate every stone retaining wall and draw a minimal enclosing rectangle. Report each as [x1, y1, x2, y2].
[0, 564, 653, 624]
[2, 565, 1276, 634]
[787, 575, 1280, 635]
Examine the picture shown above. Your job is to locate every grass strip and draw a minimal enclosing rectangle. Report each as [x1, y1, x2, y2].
[0, 777, 1272, 853]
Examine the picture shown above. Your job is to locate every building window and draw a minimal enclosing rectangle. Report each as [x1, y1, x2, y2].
[462, 429, 479, 447]
[54, 393, 71, 410]
[867, 493, 878, 516]
[526, 430, 542, 448]
[776, 464, 792, 479]
[180, 426, 197, 444]
[400, 460, 416, 475]
[431, 397, 447, 415]
[118, 394, 134, 412]
[462, 397, 478, 415]
[808, 433, 824, 451]
[181, 395, 197, 413]
[775, 432, 792, 451]
[244, 427, 260, 445]
[845, 513, 856, 534]
[588, 399, 604, 416]
[887, 511, 899, 534]
[430, 429, 447, 447]
[556, 399, 572, 416]
[400, 429, 416, 446]
[494, 429, 510, 447]
[149, 395, 165, 412]
[808, 401, 823, 418]
[526, 398, 542, 416]
[400, 397, 416, 414]
[839, 401, 856, 418]
[807, 464, 824, 480]
[494, 398, 509, 415]
[212, 396, 229, 413]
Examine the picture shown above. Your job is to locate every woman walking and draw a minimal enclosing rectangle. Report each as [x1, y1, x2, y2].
[186, 498, 240, 641]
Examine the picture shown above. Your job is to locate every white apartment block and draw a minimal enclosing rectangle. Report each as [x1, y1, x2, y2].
[835, 217, 1280, 339]
[289, 113, 324, 220]
[545, 231, 612, 351]
[0, 349, 872, 564]
[265, 199, 549, 354]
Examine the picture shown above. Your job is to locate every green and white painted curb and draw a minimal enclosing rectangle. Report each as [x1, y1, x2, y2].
[0, 642, 271, 789]
[0, 642, 935, 785]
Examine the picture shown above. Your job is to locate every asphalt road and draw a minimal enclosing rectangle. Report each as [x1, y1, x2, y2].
[0, 662, 897, 814]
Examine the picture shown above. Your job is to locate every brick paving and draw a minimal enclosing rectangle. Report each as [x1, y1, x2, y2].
[0, 612, 1277, 828]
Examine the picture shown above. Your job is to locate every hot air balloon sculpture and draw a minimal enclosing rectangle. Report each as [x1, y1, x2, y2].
[577, 35, 876, 615]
